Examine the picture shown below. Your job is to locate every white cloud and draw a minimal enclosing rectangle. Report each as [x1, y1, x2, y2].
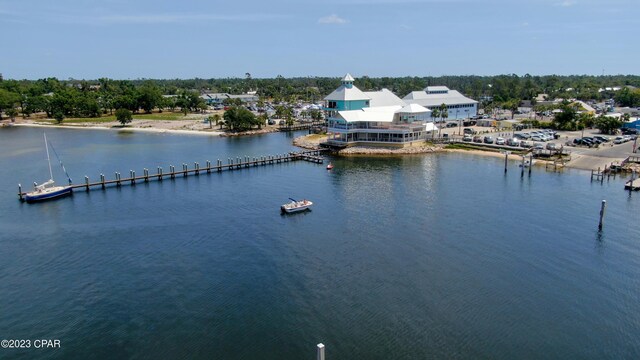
[318, 14, 347, 24]
[556, 0, 577, 7]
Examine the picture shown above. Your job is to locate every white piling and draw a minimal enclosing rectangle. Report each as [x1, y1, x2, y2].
[317, 343, 325, 360]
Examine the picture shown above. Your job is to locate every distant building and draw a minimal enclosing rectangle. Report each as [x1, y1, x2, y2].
[324, 73, 434, 147]
[200, 92, 259, 105]
[402, 86, 478, 119]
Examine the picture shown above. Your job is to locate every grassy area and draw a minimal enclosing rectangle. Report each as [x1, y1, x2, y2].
[38, 112, 198, 124]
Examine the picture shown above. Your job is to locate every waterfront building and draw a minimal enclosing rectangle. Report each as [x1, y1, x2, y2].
[403, 86, 478, 120]
[324, 74, 434, 147]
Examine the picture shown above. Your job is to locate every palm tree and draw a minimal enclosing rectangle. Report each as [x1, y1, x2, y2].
[209, 113, 221, 129]
[439, 103, 448, 138]
[430, 108, 440, 140]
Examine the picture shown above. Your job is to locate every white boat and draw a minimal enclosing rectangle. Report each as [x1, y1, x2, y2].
[24, 134, 73, 203]
[281, 198, 313, 213]
[326, 162, 334, 170]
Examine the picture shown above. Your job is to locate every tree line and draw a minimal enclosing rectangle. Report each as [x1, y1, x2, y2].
[1, 74, 639, 122]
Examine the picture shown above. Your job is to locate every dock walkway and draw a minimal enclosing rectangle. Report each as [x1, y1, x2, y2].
[18, 150, 326, 201]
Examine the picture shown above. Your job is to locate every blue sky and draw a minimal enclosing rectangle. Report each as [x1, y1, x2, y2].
[0, 0, 637, 79]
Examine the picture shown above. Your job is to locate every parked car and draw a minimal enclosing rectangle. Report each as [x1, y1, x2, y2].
[621, 128, 639, 135]
[593, 136, 610, 142]
[546, 142, 558, 150]
[533, 142, 545, 150]
[463, 128, 475, 135]
[520, 140, 534, 148]
[446, 122, 458, 128]
[483, 136, 494, 144]
[495, 137, 506, 145]
[515, 133, 531, 140]
[613, 136, 625, 144]
[463, 134, 473, 142]
[473, 135, 483, 143]
[507, 138, 520, 146]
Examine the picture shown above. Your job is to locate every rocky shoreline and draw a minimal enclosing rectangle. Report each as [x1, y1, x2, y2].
[292, 134, 444, 155]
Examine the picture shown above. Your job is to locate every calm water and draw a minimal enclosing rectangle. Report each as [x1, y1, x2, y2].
[1, 127, 639, 359]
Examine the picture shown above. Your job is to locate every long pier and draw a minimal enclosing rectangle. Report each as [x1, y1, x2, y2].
[18, 150, 326, 201]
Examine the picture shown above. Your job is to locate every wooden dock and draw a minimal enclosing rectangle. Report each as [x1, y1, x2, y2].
[18, 150, 326, 201]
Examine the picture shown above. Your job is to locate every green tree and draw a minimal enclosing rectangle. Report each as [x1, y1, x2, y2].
[223, 106, 257, 131]
[115, 108, 133, 126]
[0, 89, 21, 120]
[594, 115, 623, 135]
[53, 110, 64, 124]
[6, 106, 18, 121]
[552, 101, 578, 130]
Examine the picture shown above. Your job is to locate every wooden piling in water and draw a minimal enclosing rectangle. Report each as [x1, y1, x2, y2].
[130, 170, 135, 185]
[158, 167, 163, 181]
[598, 200, 607, 230]
[85, 176, 89, 191]
[18, 184, 23, 201]
[529, 153, 533, 176]
[100, 174, 105, 189]
[144, 168, 149, 182]
[206, 160, 211, 173]
[170, 165, 175, 179]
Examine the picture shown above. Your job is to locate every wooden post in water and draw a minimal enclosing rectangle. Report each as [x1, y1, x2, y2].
[195, 162, 199, 175]
[630, 170, 636, 192]
[598, 200, 607, 231]
[317, 343, 325, 360]
[158, 167, 162, 181]
[170, 165, 175, 179]
[183, 163, 187, 176]
[85, 176, 89, 191]
[100, 174, 105, 189]
[206, 160, 211, 173]
[115, 172, 121, 186]
[130, 170, 135, 185]
[521, 156, 525, 178]
[217, 159, 222, 172]
[503, 151, 509, 174]
[144, 168, 149, 182]
[529, 153, 533, 176]
[18, 184, 23, 201]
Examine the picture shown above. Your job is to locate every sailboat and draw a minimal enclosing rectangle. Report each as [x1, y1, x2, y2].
[24, 134, 73, 203]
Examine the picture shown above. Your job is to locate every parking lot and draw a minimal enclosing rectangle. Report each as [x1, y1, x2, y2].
[438, 123, 638, 170]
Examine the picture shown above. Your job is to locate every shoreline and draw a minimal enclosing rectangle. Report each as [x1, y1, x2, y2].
[10, 122, 226, 136]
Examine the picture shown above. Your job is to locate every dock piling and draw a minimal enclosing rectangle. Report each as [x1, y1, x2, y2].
[170, 165, 175, 179]
[100, 174, 105, 189]
[115, 172, 121, 186]
[598, 200, 607, 230]
[195, 162, 199, 175]
[521, 156, 525, 178]
[18, 184, 23, 201]
[144, 168, 149, 182]
[529, 153, 533, 176]
[130, 170, 135, 185]
[317, 343, 325, 360]
[158, 167, 163, 181]
[206, 160, 211, 173]
[85, 176, 89, 191]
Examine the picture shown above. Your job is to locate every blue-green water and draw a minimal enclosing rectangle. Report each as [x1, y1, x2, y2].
[1, 127, 639, 359]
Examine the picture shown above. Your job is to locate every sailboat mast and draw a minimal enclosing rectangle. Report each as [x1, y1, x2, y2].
[44, 133, 54, 181]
